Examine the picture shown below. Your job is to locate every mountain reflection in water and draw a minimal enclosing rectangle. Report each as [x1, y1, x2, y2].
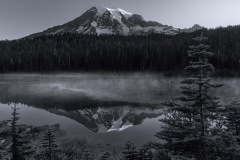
[0, 103, 163, 146]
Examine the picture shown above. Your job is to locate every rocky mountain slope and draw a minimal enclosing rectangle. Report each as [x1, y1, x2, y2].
[28, 7, 202, 37]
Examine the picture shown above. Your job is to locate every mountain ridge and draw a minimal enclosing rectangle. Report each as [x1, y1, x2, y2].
[28, 6, 202, 38]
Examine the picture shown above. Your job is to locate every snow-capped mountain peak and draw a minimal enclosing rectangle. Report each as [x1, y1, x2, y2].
[106, 7, 133, 19]
[92, 6, 133, 20]
[85, 6, 134, 35]
[27, 7, 202, 38]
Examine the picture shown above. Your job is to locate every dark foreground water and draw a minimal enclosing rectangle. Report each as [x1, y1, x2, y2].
[0, 73, 239, 146]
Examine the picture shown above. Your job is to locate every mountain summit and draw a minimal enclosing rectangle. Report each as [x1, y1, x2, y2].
[29, 7, 180, 37]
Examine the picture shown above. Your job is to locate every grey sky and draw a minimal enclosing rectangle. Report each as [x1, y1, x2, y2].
[0, 0, 240, 40]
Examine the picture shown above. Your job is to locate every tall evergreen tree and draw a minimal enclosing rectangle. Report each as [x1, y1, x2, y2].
[0, 138, 7, 160]
[156, 33, 222, 160]
[40, 128, 60, 160]
[122, 141, 138, 160]
[223, 102, 240, 136]
[9, 104, 33, 160]
[212, 101, 240, 160]
[138, 145, 153, 160]
[153, 148, 171, 160]
[81, 148, 94, 160]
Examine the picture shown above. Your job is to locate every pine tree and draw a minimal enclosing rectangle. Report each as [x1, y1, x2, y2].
[81, 148, 94, 160]
[9, 105, 33, 160]
[40, 128, 60, 160]
[138, 145, 153, 160]
[156, 33, 222, 160]
[208, 129, 240, 160]
[223, 102, 240, 136]
[0, 138, 7, 160]
[212, 101, 240, 160]
[122, 141, 138, 160]
[0, 136, 3, 156]
[153, 148, 171, 160]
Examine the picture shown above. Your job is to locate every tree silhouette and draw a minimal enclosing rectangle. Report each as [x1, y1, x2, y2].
[156, 33, 222, 160]
[122, 141, 138, 160]
[40, 128, 60, 160]
[223, 102, 240, 136]
[81, 148, 94, 160]
[138, 145, 153, 160]
[8, 104, 33, 160]
[0, 138, 7, 160]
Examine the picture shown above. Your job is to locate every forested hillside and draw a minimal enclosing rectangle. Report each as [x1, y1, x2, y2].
[0, 25, 240, 74]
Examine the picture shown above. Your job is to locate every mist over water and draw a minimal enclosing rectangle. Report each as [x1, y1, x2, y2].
[0, 73, 181, 105]
[1, 73, 238, 103]
[0, 73, 239, 109]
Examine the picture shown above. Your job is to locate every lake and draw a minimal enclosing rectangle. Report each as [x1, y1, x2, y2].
[0, 73, 239, 147]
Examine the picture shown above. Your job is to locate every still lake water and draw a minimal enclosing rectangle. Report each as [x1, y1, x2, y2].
[0, 73, 239, 146]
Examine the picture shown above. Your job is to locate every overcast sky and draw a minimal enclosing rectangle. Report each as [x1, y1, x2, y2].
[0, 0, 240, 40]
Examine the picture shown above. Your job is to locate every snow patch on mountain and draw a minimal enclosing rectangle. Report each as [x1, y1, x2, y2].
[91, 21, 97, 27]
[58, 109, 68, 114]
[94, 7, 133, 20]
[94, 6, 108, 17]
[131, 25, 166, 33]
[96, 28, 113, 35]
[92, 113, 98, 119]
[108, 120, 133, 132]
[106, 7, 133, 20]
[106, 108, 133, 132]
[77, 26, 84, 32]
[78, 110, 86, 115]
[108, 124, 133, 132]
[0, 139, 5, 144]
[51, 28, 65, 35]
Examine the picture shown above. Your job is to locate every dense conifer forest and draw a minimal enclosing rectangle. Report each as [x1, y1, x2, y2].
[0, 25, 240, 75]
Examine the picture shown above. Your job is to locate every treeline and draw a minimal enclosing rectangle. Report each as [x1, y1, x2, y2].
[0, 25, 240, 74]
